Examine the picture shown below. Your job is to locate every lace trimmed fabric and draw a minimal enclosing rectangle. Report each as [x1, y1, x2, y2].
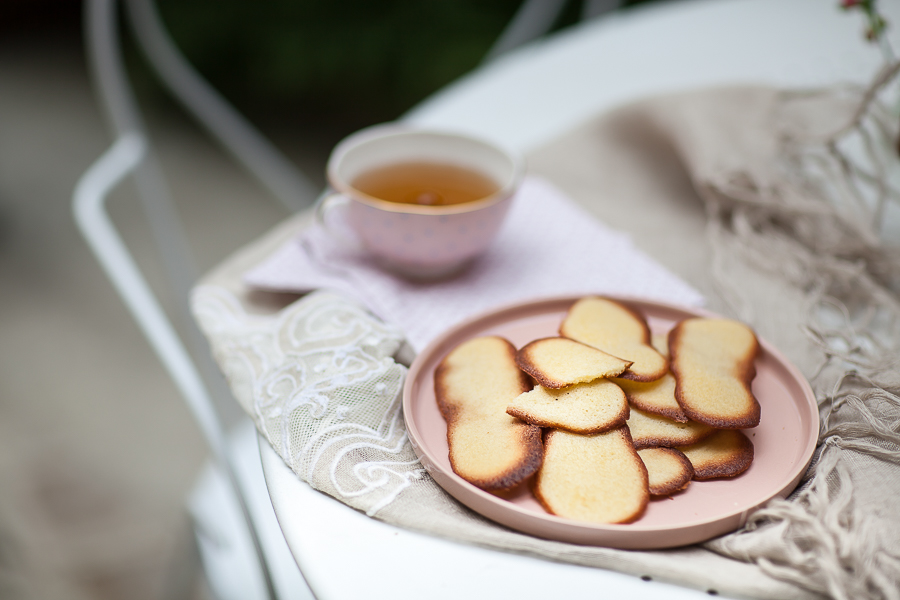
[191, 285, 813, 600]
[192, 83, 900, 599]
[192, 287, 423, 516]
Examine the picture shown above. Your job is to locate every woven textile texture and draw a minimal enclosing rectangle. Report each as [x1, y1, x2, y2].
[192, 85, 900, 599]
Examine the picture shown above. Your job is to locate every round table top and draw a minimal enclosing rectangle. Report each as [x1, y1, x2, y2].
[260, 0, 899, 598]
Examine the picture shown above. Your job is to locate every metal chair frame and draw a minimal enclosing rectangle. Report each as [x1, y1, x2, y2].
[75, 1, 319, 598]
[72, 0, 617, 597]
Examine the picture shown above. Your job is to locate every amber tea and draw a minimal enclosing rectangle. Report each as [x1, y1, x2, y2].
[351, 161, 499, 207]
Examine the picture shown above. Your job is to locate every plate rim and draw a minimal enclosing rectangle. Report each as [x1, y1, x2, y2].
[402, 294, 819, 547]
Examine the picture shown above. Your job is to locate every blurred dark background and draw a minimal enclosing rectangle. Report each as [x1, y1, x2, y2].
[2, 0, 655, 153]
[150, 0, 530, 129]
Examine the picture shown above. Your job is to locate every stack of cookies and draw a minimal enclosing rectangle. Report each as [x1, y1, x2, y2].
[435, 296, 760, 525]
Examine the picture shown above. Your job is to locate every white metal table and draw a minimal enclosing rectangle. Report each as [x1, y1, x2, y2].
[257, 0, 899, 597]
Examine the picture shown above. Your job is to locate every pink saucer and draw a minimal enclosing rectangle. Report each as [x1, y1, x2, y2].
[402, 296, 818, 549]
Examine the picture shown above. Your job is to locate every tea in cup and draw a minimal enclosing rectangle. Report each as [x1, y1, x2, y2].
[320, 124, 523, 279]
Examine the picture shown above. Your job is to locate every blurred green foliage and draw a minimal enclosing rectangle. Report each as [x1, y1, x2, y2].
[155, 0, 527, 127]
[149, 0, 660, 133]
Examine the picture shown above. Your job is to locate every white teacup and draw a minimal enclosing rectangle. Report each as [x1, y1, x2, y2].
[319, 124, 523, 279]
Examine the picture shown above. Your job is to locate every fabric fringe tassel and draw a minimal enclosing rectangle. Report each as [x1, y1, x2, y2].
[703, 64, 900, 599]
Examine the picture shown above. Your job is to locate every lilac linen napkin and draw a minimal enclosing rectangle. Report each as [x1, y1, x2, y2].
[243, 176, 704, 351]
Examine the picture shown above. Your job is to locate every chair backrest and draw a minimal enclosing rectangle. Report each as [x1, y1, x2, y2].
[73, 1, 324, 598]
[73, 3, 619, 599]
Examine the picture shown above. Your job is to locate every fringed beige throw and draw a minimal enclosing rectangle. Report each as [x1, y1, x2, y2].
[528, 83, 900, 599]
[193, 83, 900, 600]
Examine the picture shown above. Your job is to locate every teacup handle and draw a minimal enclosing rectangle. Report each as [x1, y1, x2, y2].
[314, 190, 361, 249]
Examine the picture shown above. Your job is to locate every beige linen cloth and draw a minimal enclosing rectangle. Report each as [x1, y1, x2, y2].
[191, 86, 900, 599]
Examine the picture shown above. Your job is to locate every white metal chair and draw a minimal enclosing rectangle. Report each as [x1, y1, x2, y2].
[72, 0, 619, 598]
[74, 0, 316, 598]
[73, 131, 314, 600]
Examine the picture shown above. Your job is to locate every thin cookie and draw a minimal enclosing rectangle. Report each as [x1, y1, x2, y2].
[615, 330, 687, 421]
[506, 379, 629, 434]
[626, 406, 714, 449]
[679, 429, 754, 480]
[560, 297, 668, 382]
[637, 447, 694, 497]
[669, 318, 761, 429]
[516, 337, 632, 389]
[435, 336, 542, 491]
[650, 332, 669, 357]
[615, 373, 688, 422]
[534, 427, 649, 524]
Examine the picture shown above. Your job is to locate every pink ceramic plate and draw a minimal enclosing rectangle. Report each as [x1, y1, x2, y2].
[402, 295, 818, 549]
